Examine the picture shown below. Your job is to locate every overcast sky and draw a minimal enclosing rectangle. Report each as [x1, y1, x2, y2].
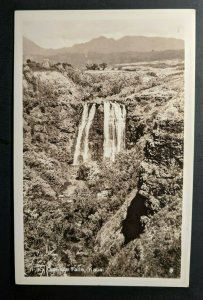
[23, 11, 185, 49]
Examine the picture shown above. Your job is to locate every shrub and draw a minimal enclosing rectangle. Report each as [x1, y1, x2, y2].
[92, 253, 109, 269]
[86, 63, 100, 70]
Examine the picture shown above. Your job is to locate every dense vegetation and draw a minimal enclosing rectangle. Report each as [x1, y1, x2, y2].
[23, 59, 184, 277]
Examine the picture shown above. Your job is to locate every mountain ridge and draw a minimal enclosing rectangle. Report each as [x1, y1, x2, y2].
[23, 35, 184, 56]
[23, 36, 184, 67]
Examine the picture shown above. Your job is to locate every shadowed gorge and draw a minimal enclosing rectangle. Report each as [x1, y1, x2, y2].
[122, 193, 147, 244]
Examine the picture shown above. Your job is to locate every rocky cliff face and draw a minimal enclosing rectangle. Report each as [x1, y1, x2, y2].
[23, 60, 184, 277]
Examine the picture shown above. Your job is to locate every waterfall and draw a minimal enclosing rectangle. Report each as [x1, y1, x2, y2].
[83, 103, 96, 162]
[103, 102, 126, 161]
[73, 103, 96, 165]
[103, 102, 111, 159]
[73, 101, 126, 164]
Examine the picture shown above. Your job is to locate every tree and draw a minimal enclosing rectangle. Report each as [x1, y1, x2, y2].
[99, 62, 107, 70]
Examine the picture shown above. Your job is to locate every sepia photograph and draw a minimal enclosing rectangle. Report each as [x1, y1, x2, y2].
[14, 10, 195, 286]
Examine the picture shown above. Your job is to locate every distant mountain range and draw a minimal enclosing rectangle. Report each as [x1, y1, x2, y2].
[23, 36, 184, 67]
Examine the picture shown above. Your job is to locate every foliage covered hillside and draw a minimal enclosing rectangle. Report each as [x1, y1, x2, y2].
[23, 59, 184, 277]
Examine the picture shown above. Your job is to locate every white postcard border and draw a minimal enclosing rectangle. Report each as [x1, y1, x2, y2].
[14, 9, 196, 286]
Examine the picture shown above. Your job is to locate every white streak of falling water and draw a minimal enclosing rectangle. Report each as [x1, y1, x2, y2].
[103, 102, 111, 159]
[82, 103, 96, 162]
[122, 104, 126, 150]
[113, 103, 122, 153]
[73, 103, 89, 165]
[111, 104, 117, 161]
[104, 102, 126, 161]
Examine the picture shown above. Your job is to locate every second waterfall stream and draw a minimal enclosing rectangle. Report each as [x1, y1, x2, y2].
[73, 102, 126, 165]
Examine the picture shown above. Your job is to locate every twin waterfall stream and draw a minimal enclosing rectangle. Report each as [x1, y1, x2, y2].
[73, 102, 126, 165]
